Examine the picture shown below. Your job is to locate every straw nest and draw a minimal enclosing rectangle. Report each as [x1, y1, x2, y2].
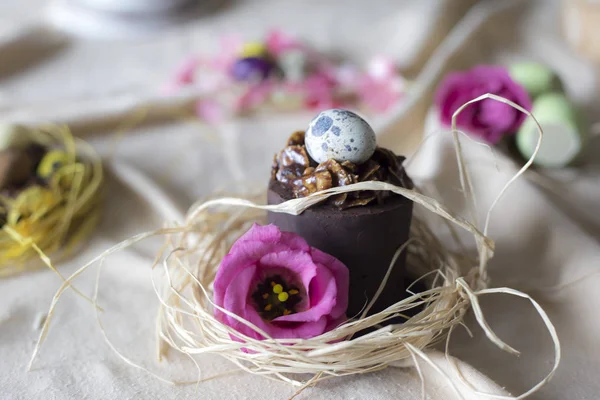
[152, 186, 486, 386]
[0, 126, 103, 277]
[31, 95, 559, 399]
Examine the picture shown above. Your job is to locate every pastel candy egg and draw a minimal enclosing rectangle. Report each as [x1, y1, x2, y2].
[240, 41, 268, 59]
[0, 149, 37, 190]
[509, 62, 563, 99]
[516, 92, 583, 168]
[0, 124, 34, 151]
[231, 57, 273, 82]
[305, 109, 376, 164]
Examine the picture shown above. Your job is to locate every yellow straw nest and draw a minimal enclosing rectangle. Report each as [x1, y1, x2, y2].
[0, 125, 103, 277]
[32, 95, 559, 399]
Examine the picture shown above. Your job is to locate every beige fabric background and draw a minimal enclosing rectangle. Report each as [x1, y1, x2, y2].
[1, 0, 599, 399]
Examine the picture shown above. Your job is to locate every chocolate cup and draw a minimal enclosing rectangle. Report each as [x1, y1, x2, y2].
[267, 180, 413, 320]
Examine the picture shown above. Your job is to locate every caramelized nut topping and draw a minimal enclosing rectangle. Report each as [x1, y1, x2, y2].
[271, 131, 411, 209]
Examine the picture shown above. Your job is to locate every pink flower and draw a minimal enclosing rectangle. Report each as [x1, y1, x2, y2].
[163, 56, 202, 94]
[302, 73, 337, 110]
[196, 99, 224, 124]
[434, 65, 532, 144]
[334, 63, 361, 90]
[209, 34, 244, 70]
[358, 76, 402, 112]
[366, 56, 396, 81]
[214, 224, 349, 340]
[357, 57, 405, 112]
[265, 29, 303, 55]
[235, 81, 274, 112]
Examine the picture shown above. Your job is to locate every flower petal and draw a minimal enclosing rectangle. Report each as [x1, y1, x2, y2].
[279, 231, 310, 252]
[236, 82, 273, 112]
[325, 314, 347, 332]
[163, 56, 202, 94]
[265, 29, 302, 55]
[258, 250, 317, 292]
[273, 262, 336, 323]
[236, 224, 309, 252]
[196, 99, 224, 124]
[235, 223, 281, 246]
[215, 233, 289, 309]
[477, 99, 515, 137]
[434, 64, 532, 144]
[221, 265, 257, 336]
[173, 56, 201, 85]
[310, 247, 349, 319]
[245, 306, 328, 339]
[335, 63, 361, 89]
[358, 77, 400, 113]
[367, 56, 396, 81]
[209, 34, 243, 71]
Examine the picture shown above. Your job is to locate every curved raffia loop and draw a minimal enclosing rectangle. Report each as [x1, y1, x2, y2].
[30, 94, 560, 399]
[0, 125, 103, 278]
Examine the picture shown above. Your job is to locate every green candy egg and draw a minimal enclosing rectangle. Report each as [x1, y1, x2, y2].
[516, 92, 584, 168]
[0, 124, 35, 151]
[509, 62, 563, 99]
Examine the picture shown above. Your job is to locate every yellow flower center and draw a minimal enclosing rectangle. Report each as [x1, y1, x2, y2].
[251, 275, 303, 321]
[277, 292, 289, 302]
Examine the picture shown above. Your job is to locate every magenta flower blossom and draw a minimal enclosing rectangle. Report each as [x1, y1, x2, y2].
[434, 65, 532, 144]
[214, 224, 349, 340]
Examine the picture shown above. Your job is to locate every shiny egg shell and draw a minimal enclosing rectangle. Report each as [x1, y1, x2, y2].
[305, 109, 376, 164]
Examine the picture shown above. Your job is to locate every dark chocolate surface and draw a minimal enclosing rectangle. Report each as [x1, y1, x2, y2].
[268, 179, 413, 320]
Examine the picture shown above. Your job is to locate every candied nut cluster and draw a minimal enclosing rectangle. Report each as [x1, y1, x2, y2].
[271, 131, 409, 209]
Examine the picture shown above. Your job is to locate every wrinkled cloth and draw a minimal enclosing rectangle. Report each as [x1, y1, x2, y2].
[1, 0, 600, 399]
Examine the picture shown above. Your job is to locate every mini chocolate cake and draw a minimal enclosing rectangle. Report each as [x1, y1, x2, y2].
[267, 109, 413, 320]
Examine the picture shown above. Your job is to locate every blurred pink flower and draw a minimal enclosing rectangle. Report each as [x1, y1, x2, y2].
[435, 65, 532, 144]
[214, 224, 349, 340]
[334, 63, 361, 90]
[209, 34, 244, 71]
[303, 73, 337, 110]
[265, 29, 303, 55]
[367, 56, 396, 80]
[166, 31, 407, 119]
[163, 56, 202, 94]
[358, 78, 400, 112]
[356, 56, 404, 112]
[236, 82, 274, 111]
[196, 99, 224, 124]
